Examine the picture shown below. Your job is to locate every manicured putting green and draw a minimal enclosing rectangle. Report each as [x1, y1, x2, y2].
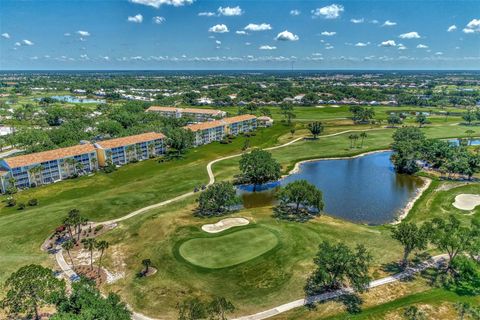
[178, 227, 278, 269]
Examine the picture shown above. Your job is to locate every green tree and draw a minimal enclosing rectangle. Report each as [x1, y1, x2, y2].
[415, 113, 428, 127]
[177, 298, 207, 320]
[81, 238, 97, 270]
[391, 222, 430, 268]
[305, 241, 372, 296]
[196, 182, 240, 217]
[53, 277, 131, 320]
[142, 259, 152, 275]
[391, 127, 426, 174]
[95, 240, 109, 276]
[387, 114, 403, 127]
[280, 103, 296, 125]
[165, 127, 194, 158]
[239, 149, 281, 191]
[2, 265, 66, 320]
[308, 121, 324, 139]
[466, 129, 476, 145]
[276, 180, 323, 217]
[359, 132, 368, 148]
[403, 305, 427, 320]
[62, 239, 76, 269]
[207, 297, 235, 320]
[348, 133, 359, 148]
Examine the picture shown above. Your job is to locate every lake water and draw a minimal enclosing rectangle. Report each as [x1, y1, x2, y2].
[50, 95, 105, 104]
[238, 151, 424, 225]
[448, 138, 480, 146]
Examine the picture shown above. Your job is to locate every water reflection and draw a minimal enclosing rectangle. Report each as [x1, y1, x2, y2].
[237, 151, 424, 225]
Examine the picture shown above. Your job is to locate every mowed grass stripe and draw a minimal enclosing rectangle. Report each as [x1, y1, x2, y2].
[178, 227, 279, 269]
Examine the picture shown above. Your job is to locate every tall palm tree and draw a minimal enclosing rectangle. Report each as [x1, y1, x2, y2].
[62, 239, 75, 269]
[95, 240, 109, 276]
[359, 132, 368, 148]
[90, 157, 97, 171]
[65, 158, 77, 176]
[81, 238, 97, 270]
[28, 165, 43, 186]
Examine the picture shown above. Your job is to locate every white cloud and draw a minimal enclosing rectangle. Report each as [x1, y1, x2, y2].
[463, 19, 480, 34]
[275, 30, 299, 41]
[129, 0, 193, 8]
[80, 54, 89, 60]
[244, 23, 272, 31]
[1, 33, 10, 39]
[311, 4, 344, 19]
[128, 14, 143, 23]
[198, 12, 215, 17]
[416, 44, 428, 49]
[236, 30, 247, 35]
[245, 42, 251, 46]
[209, 24, 229, 33]
[398, 45, 407, 50]
[215, 40, 221, 45]
[259, 45, 277, 50]
[76, 30, 90, 37]
[321, 31, 336, 36]
[153, 16, 165, 24]
[350, 18, 364, 24]
[399, 31, 420, 39]
[380, 40, 397, 47]
[22, 39, 34, 46]
[102, 56, 110, 60]
[382, 20, 397, 27]
[370, 19, 379, 24]
[14, 42, 21, 46]
[447, 25, 457, 32]
[355, 42, 368, 47]
[325, 46, 334, 50]
[435, 51, 443, 55]
[290, 9, 301, 16]
[218, 6, 243, 16]
[64, 32, 71, 36]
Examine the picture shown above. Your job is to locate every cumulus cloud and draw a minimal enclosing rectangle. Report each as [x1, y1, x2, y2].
[321, 31, 336, 36]
[290, 9, 300, 16]
[350, 18, 364, 24]
[398, 44, 407, 50]
[355, 42, 368, 47]
[14, 42, 21, 46]
[1, 33, 10, 39]
[259, 45, 277, 50]
[380, 40, 397, 47]
[311, 4, 344, 19]
[399, 31, 420, 39]
[382, 20, 397, 27]
[129, 0, 193, 8]
[128, 14, 143, 23]
[76, 30, 90, 37]
[463, 19, 480, 34]
[435, 51, 443, 55]
[236, 30, 247, 35]
[198, 12, 215, 17]
[218, 6, 243, 16]
[325, 46, 334, 50]
[64, 32, 71, 36]
[275, 30, 299, 41]
[244, 23, 272, 31]
[447, 25, 457, 32]
[22, 39, 34, 46]
[209, 24, 229, 33]
[153, 16, 165, 24]
[215, 40, 221, 45]
[416, 44, 428, 49]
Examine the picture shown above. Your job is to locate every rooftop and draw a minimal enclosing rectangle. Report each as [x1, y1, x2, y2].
[222, 114, 256, 124]
[96, 132, 165, 149]
[184, 119, 226, 132]
[3, 144, 96, 169]
[147, 106, 224, 115]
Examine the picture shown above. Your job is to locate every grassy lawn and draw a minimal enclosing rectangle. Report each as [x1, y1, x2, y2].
[178, 226, 279, 269]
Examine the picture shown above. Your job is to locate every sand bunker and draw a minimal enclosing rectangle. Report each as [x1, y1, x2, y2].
[201, 218, 249, 233]
[452, 194, 480, 211]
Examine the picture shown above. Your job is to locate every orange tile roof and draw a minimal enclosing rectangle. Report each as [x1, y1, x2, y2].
[96, 132, 165, 149]
[147, 106, 224, 115]
[3, 144, 96, 169]
[222, 114, 257, 124]
[184, 119, 226, 132]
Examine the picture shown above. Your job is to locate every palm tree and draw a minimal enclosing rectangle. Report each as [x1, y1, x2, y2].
[90, 157, 97, 171]
[28, 165, 43, 186]
[81, 238, 97, 270]
[65, 158, 77, 176]
[308, 121, 324, 139]
[62, 239, 75, 269]
[95, 240, 109, 276]
[359, 132, 367, 148]
[142, 259, 152, 275]
[348, 134, 359, 148]
[148, 143, 155, 158]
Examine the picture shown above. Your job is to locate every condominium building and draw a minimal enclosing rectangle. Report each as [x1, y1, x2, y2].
[146, 106, 226, 122]
[0, 144, 98, 192]
[184, 114, 257, 146]
[95, 132, 166, 166]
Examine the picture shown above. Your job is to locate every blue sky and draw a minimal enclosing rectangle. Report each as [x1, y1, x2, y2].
[0, 0, 479, 70]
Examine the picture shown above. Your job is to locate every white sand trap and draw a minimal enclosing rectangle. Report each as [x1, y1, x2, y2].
[452, 194, 480, 211]
[201, 218, 249, 233]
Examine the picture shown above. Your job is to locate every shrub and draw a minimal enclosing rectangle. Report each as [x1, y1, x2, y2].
[6, 197, 16, 207]
[28, 198, 38, 206]
[17, 203, 26, 210]
[94, 225, 104, 233]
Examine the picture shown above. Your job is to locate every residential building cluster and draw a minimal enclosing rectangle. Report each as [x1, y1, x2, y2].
[146, 106, 226, 122]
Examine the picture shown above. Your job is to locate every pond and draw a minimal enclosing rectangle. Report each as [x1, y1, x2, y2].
[237, 151, 424, 225]
[448, 138, 480, 146]
[36, 95, 106, 104]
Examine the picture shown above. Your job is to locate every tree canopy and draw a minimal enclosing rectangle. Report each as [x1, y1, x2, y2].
[275, 179, 323, 221]
[195, 182, 240, 217]
[238, 149, 281, 190]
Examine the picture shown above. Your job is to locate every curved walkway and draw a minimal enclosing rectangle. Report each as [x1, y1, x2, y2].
[50, 127, 391, 320]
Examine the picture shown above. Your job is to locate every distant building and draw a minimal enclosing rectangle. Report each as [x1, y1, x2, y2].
[146, 106, 226, 122]
[257, 116, 274, 127]
[184, 114, 257, 146]
[0, 144, 98, 192]
[95, 132, 166, 166]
